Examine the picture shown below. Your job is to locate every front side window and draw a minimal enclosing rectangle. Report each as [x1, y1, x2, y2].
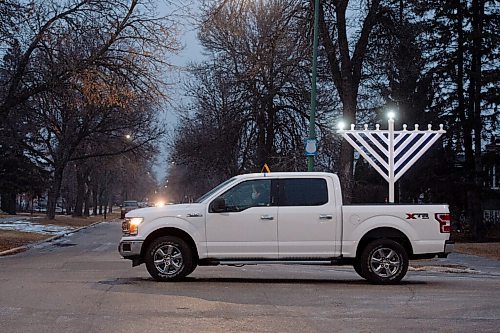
[215, 179, 272, 212]
[279, 178, 328, 206]
[195, 177, 238, 203]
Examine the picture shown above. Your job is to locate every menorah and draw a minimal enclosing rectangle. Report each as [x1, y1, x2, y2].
[337, 115, 446, 203]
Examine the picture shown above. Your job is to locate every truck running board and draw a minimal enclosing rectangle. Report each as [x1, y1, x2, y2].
[198, 258, 348, 266]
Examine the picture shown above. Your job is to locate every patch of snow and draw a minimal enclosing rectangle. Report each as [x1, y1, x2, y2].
[409, 265, 478, 274]
[0, 218, 76, 235]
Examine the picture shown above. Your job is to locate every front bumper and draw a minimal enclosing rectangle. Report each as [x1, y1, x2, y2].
[118, 240, 143, 258]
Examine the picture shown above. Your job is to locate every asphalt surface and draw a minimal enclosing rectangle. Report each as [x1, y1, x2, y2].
[0, 220, 499, 333]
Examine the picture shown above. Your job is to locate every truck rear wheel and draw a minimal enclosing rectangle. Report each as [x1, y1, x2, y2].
[360, 239, 408, 284]
[145, 236, 194, 282]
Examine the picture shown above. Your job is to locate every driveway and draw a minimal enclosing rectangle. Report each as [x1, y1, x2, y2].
[0, 220, 499, 333]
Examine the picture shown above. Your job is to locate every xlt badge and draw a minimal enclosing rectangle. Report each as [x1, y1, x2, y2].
[406, 213, 429, 220]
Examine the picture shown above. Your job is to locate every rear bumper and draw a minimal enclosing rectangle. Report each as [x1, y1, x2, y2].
[438, 240, 454, 258]
[411, 240, 454, 260]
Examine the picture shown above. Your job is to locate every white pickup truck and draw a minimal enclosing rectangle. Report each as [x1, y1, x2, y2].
[119, 172, 453, 284]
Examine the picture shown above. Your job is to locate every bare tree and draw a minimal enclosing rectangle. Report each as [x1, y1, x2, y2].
[0, 0, 180, 118]
[199, 0, 314, 168]
[1, 0, 182, 219]
[167, 0, 344, 199]
[318, 0, 381, 203]
[28, 86, 163, 219]
[170, 0, 320, 196]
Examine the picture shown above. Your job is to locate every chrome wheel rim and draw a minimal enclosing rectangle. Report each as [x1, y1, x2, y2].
[153, 244, 183, 275]
[370, 247, 401, 278]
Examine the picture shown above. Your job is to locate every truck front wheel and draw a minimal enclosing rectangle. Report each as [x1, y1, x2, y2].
[145, 236, 194, 282]
[360, 239, 408, 284]
[353, 260, 366, 280]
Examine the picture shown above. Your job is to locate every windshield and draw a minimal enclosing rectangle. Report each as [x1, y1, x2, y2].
[195, 177, 238, 203]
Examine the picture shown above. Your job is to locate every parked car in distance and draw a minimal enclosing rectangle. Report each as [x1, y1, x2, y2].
[120, 200, 139, 219]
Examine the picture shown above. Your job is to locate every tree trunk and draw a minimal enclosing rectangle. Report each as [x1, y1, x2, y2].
[83, 182, 90, 217]
[73, 166, 85, 217]
[99, 182, 108, 215]
[108, 195, 113, 213]
[338, 93, 356, 203]
[106, 183, 113, 214]
[338, 140, 354, 203]
[468, 186, 484, 241]
[0, 191, 17, 215]
[92, 183, 98, 216]
[470, 0, 485, 241]
[98, 186, 104, 215]
[47, 165, 65, 219]
[318, 1, 379, 203]
[265, 100, 275, 168]
[455, 0, 474, 175]
[256, 107, 267, 168]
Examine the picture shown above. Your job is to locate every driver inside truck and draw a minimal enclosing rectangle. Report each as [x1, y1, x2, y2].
[251, 184, 268, 206]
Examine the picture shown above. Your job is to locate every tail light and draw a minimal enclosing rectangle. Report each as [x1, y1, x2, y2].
[435, 213, 451, 233]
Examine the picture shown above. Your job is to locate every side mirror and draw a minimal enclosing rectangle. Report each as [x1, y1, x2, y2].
[210, 197, 226, 213]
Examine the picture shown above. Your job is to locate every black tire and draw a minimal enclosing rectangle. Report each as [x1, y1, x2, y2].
[185, 262, 198, 276]
[353, 260, 367, 280]
[145, 236, 194, 282]
[359, 239, 409, 285]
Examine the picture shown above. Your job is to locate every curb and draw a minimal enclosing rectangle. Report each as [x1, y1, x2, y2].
[0, 219, 118, 257]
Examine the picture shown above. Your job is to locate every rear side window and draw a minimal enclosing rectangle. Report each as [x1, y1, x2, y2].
[279, 178, 328, 206]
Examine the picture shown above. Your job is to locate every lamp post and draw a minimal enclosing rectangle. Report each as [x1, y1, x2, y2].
[307, 0, 320, 171]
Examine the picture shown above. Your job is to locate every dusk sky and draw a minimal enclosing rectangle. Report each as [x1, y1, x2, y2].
[154, 0, 204, 180]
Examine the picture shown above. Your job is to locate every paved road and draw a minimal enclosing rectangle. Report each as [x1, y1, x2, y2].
[0, 220, 499, 333]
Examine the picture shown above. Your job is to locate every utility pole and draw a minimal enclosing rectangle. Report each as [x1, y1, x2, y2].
[307, 0, 320, 171]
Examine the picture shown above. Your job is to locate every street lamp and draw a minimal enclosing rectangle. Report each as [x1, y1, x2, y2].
[307, 0, 320, 171]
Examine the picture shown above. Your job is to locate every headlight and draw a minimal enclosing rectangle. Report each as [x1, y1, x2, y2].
[122, 217, 143, 235]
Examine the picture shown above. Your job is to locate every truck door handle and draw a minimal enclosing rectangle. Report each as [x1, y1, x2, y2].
[319, 214, 333, 220]
[260, 215, 274, 220]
